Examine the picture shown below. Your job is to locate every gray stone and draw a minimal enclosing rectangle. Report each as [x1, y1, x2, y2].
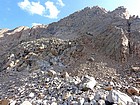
[127, 101, 138, 105]
[90, 100, 97, 105]
[77, 97, 85, 105]
[47, 69, 57, 77]
[94, 92, 102, 101]
[132, 96, 140, 104]
[94, 91, 106, 101]
[84, 102, 90, 105]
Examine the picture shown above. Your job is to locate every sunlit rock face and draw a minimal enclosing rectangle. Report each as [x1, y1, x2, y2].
[109, 6, 130, 19]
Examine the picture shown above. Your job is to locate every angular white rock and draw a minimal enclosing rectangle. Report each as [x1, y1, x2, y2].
[71, 101, 79, 105]
[51, 102, 57, 105]
[107, 90, 133, 105]
[10, 100, 17, 105]
[127, 101, 138, 105]
[21, 101, 32, 105]
[29, 92, 35, 98]
[82, 75, 97, 90]
[98, 99, 105, 105]
[74, 76, 81, 85]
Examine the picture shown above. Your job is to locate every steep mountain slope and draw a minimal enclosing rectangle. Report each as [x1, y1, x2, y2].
[1, 6, 140, 65]
[1, 5, 140, 81]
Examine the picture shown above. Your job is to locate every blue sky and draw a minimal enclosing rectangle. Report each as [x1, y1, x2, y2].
[0, 0, 140, 29]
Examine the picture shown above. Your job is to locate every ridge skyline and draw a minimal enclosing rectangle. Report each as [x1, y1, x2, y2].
[1, 0, 140, 29]
[0, 5, 138, 30]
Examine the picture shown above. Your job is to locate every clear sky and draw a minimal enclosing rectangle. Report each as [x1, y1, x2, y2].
[0, 0, 140, 29]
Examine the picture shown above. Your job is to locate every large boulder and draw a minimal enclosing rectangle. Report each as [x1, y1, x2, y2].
[81, 75, 97, 91]
[107, 90, 133, 105]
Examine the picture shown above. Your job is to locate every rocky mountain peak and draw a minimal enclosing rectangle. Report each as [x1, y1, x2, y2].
[91, 6, 107, 14]
[110, 6, 130, 19]
[82, 6, 107, 15]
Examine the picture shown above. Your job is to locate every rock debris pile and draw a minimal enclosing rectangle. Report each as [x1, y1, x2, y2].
[2, 37, 84, 72]
[0, 37, 139, 105]
[0, 69, 140, 105]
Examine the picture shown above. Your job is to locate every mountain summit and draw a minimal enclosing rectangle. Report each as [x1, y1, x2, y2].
[109, 6, 130, 19]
